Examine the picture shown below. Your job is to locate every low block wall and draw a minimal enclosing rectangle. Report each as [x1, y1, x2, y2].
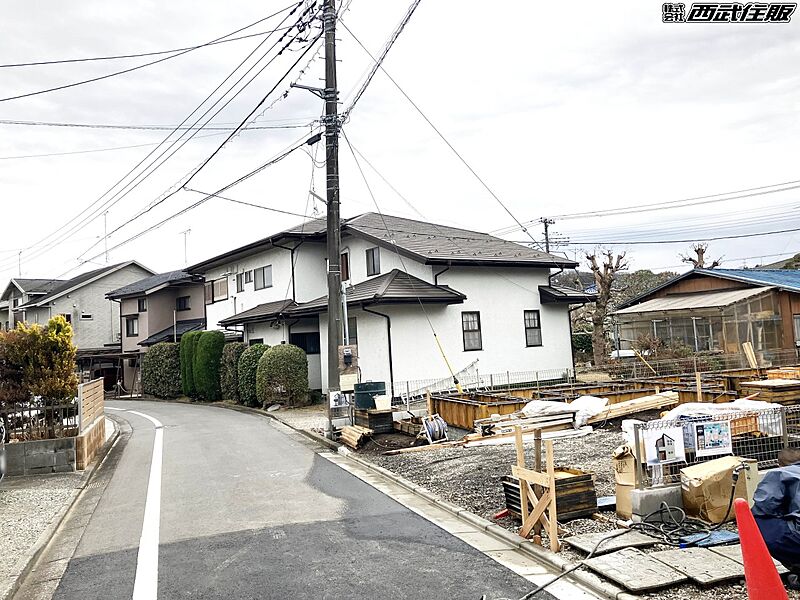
[4, 437, 76, 476]
[76, 417, 106, 470]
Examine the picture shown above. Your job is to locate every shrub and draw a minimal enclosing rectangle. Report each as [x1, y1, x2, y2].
[142, 343, 182, 398]
[257, 343, 308, 407]
[238, 344, 268, 407]
[180, 331, 201, 398]
[221, 342, 247, 403]
[193, 331, 225, 401]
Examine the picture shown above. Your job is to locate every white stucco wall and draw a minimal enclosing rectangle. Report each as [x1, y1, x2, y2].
[340, 235, 432, 283]
[204, 242, 328, 328]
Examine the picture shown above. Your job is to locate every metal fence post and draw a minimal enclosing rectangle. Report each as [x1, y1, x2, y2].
[489, 373, 494, 390]
[782, 407, 789, 451]
[506, 371, 510, 392]
[406, 381, 411, 412]
[77, 382, 84, 432]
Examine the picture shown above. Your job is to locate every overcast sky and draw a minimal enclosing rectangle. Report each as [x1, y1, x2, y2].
[1, 0, 799, 285]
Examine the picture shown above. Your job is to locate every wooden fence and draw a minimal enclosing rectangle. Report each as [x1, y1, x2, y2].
[78, 378, 104, 432]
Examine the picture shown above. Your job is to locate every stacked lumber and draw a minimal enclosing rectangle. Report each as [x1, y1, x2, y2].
[339, 425, 373, 449]
[586, 391, 679, 424]
[740, 379, 800, 405]
[467, 411, 576, 443]
[767, 367, 800, 380]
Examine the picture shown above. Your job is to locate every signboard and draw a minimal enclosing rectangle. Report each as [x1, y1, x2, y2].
[693, 421, 733, 457]
[643, 426, 686, 465]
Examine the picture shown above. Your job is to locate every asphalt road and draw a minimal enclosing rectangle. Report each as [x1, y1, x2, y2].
[28, 401, 549, 600]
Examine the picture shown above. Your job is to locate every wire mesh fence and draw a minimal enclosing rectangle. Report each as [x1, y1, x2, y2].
[635, 405, 800, 487]
[1, 400, 79, 442]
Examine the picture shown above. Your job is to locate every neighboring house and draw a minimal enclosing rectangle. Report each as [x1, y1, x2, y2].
[12, 262, 155, 388]
[613, 269, 800, 355]
[188, 213, 594, 395]
[0, 278, 65, 330]
[107, 270, 206, 352]
[655, 434, 676, 462]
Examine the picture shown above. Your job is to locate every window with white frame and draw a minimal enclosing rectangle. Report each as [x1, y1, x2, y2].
[461, 311, 482, 351]
[366, 247, 380, 276]
[236, 273, 244, 293]
[80, 313, 93, 321]
[254, 265, 273, 290]
[524, 310, 542, 347]
[212, 278, 228, 302]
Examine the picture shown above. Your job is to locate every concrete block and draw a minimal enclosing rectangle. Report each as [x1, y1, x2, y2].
[631, 485, 683, 522]
[25, 452, 56, 469]
[52, 464, 75, 473]
[4, 444, 25, 476]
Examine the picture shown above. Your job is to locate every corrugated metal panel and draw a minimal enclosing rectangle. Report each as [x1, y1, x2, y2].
[614, 286, 772, 315]
[702, 269, 800, 293]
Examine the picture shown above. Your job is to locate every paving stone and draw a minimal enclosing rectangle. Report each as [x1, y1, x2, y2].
[709, 543, 789, 574]
[583, 547, 688, 592]
[650, 547, 744, 585]
[564, 529, 656, 556]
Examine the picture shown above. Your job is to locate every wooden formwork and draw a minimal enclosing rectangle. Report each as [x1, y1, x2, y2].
[428, 394, 527, 430]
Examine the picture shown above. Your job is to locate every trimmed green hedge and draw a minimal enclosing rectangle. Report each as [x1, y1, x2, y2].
[257, 343, 308, 407]
[180, 331, 202, 398]
[194, 331, 225, 401]
[142, 342, 182, 398]
[221, 342, 247, 403]
[238, 344, 268, 407]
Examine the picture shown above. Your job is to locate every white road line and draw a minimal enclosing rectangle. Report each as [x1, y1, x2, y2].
[129, 410, 164, 600]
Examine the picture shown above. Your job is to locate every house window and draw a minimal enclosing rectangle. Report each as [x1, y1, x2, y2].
[126, 316, 139, 337]
[12, 298, 19, 308]
[254, 265, 273, 290]
[244, 270, 253, 284]
[176, 296, 191, 311]
[461, 311, 482, 351]
[58, 313, 72, 323]
[80, 313, 93, 321]
[249, 338, 264, 346]
[138, 298, 147, 312]
[794, 314, 800, 346]
[236, 273, 244, 293]
[204, 282, 213, 305]
[366, 247, 380, 276]
[341, 252, 350, 281]
[213, 278, 228, 302]
[290, 332, 321, 355]
[524, 310, 542, 347]
[347, 316, 357, 344]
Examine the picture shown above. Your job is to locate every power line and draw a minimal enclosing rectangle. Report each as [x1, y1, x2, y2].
[0, 118, 317, 131]
[340, 20, 543, 251]
[0, 3, 314, 274]
[0, 9, 304, 103]
[0, 10, 299, 68]
[560, 225, 800, 246]
[183, 188, 310, 218]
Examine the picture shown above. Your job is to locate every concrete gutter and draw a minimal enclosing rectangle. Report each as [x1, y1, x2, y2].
[1, 416, 121, 600]
[200, 401, 638, 600]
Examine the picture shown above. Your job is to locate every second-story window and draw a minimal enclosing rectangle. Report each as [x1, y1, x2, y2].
[236, 273, 244, 293]
[524, 310, 542, 347]
[254, 265, 273, 290]
[461, 311, 482, 351]
[366, 247, 380, 276]
[138, 298, 147, 312]
[176, 296, 191, 311]
[244, 270, 253, 284]
[213, 278, 228, 302]
[126, 316, 139, 337]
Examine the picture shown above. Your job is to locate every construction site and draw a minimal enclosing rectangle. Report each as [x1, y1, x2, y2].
[319, 346, 800, 599]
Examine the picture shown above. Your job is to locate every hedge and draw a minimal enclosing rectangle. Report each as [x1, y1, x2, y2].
[238, 344, 268, 407]
[221, 342, 247, 403]
[257, 343, 308, 407]
[180, 331, 202, 398]
[194, 330, 225, 401]
[142, 342, 182, 398]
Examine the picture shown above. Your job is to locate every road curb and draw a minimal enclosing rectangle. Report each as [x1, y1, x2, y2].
[2, 417, 121, 600]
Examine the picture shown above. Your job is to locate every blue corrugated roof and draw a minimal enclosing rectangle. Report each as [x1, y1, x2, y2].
[698, 268, 800, 293]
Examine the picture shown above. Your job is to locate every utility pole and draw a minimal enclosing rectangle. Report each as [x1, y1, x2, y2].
[540, 217, 555, 254]
[323, 0, 342, 437]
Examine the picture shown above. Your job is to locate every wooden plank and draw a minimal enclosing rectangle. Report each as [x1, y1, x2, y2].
[546, 440, 559, 552]
[586, 392, 679, 424]
[512, 465, 550, 488]
[520, 489, 551, 538]
[515, 427, 529, 524]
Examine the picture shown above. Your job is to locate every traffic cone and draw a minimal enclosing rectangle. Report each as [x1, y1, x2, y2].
[734, 498, 789, 599]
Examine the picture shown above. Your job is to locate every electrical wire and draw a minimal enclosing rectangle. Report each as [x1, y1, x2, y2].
[0, 8, 303, 103]
[340, 20, 543, 251]
[3, 4, 319, 276]
[0, 117, 317, 130]
[182, 188, 310, 218]
[561, 225, 800, 246]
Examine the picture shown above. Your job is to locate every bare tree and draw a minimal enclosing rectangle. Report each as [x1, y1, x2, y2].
[680, 243, 722, 269]
[585, 250, 629, 367]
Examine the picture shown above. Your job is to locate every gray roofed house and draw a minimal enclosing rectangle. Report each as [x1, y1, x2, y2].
[106, 270, 202, 299]
[190, 211, 592, 395]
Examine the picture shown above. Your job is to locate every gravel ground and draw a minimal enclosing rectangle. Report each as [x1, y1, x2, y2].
[0, 473, 82, 582]
[272, 404, 328, 432]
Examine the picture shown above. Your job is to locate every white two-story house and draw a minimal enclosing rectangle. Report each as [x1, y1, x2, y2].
[188, 213, 594, 396]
